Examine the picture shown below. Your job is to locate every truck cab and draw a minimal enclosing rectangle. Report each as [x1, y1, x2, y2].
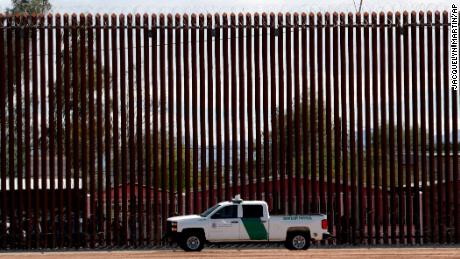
[166, 195, 331, 251]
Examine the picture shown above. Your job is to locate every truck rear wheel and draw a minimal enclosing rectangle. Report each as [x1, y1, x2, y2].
[285, 231, 310, 250]
[178, 231, 205, 252]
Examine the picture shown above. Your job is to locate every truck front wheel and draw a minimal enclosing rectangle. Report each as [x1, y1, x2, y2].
[285, 231, 310, 250]
[178, 231, 205, 252]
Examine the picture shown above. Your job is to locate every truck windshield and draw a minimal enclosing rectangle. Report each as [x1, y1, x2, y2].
[200, 204, 220, 217]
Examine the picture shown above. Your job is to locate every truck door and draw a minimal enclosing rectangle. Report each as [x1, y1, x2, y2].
[239, 204, 269, 241]
[207, 204, 240, 241]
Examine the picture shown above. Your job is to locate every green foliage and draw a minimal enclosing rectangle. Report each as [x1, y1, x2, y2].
[6, 0, 51, 14]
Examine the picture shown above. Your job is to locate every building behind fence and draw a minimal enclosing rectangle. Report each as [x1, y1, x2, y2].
[0, 10, 458, 249]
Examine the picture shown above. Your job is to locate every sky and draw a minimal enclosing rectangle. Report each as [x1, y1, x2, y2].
[0, 0, 453, 14]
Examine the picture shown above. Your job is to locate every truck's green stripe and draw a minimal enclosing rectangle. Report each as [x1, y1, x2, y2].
[241, 218, 268, 240]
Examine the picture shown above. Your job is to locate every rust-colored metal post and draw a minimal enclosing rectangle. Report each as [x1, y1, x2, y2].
[261, 13, 271, 207]
[183, 14, 191, 214]
[379, 11, 388, 244]
[371, 12, 381, 244]
[135, 14, 144, 245]
[270, 12, 279, 213]
[387, 12, 397, 244]
[277, 12, 286, 214]
[79, 13, 88, 247]
[254, 13, 262, 201]
[207, 14, 214, 206]
[363, 12, 372, 244]
[332, 12, 342, 243]
[348, 12, 356, 243]
[339, 13, 348, 241]
[285, 12, 293, 214]
[222, 13, 231, 201]
[191, 14, 199, 213]
[87, 13, 96, 248]
[246, 13, 254, 201]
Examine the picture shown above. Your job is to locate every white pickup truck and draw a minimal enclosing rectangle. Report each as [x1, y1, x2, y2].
[165, 195, 331, 251]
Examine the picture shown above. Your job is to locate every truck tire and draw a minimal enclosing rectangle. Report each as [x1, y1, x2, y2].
[178, 231, 205, 252]
[285, 231, 310, 250]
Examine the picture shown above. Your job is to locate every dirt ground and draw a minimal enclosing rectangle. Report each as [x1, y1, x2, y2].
[0, 248, 459, 259]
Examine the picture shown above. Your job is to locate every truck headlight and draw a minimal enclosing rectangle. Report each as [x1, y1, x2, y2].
[171, 222, 177, 232]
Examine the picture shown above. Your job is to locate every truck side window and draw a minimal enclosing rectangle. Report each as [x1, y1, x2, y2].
[242, 205, 264, 218]
[211, 205, 238, 219]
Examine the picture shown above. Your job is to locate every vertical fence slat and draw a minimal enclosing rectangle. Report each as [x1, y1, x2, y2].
[347, 12, 356, 243]
[402, 11, 413, 245]
[435, 11, 444, 243]
[39, 14, 48, 248]
[262, 13, 271, 208]
[293, 13, 301, 214]
[191, 14, 199, 213]
[387, 12, 396, 244]
[270, 12, 279, 213]
[142, 13, 150, 243]
[13, 15, 24, 250]
[87, 13, 96, 248]
[199, 14, 207, 211]
[207, 14, 214, 206]
[410, 11, 420, 244]
[379, 12, 388, 245]
[23, 14, 31, 249]
[355, 12, 365, 244]
[183, 14, 191, 215]
[127, 13, 137, 245]
[371, 12, 381, 245]
[301, 12, 308, 215]
[167, 14, 175, 219]
[135, 14, 144, 245]
[427, 11, 436, 243]
[246, 13, 254, 201]
[238, 13, 246, 199]
[15, 14, 24, 248]
[215, 13, 223, 203]
[173, 14, 181, 216]
[64, 13, 73, 247]
[311, 12, 319, 215]
[324, 12, 334, 240]
[222, 13, 231, 201]
[159, 13, 167, 237]
[112, 13, 120, 245]
[339, 13, 348, 241]
[55, 13, 63, 248]
[79, 13, 88, 248]
[254, 13, 262, 201]
[332, 12, 341, 242]
[277, 13, 285, 214]
[395, 11, 405, 244]
[442, 11, 452, 244]
[291, 13, 302, 214]
[285, 13, 293, 214]
[317, 12, 325, 217]
[151, 14, 160, 243]
[418, 11, 428, 244]
[231, 13, 239, 199]
[103, 14, 112, 245]
[363, 12, 372, 245]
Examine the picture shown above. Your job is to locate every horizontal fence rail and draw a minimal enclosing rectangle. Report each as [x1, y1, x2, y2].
[0, 11, 458, 249]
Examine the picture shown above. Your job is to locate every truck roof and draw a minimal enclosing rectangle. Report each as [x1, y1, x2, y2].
[218, 200, 268, 206]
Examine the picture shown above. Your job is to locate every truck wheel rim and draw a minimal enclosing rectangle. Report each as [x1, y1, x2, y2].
[292, 235, 306, 249]
[186, 236, 200, 250]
